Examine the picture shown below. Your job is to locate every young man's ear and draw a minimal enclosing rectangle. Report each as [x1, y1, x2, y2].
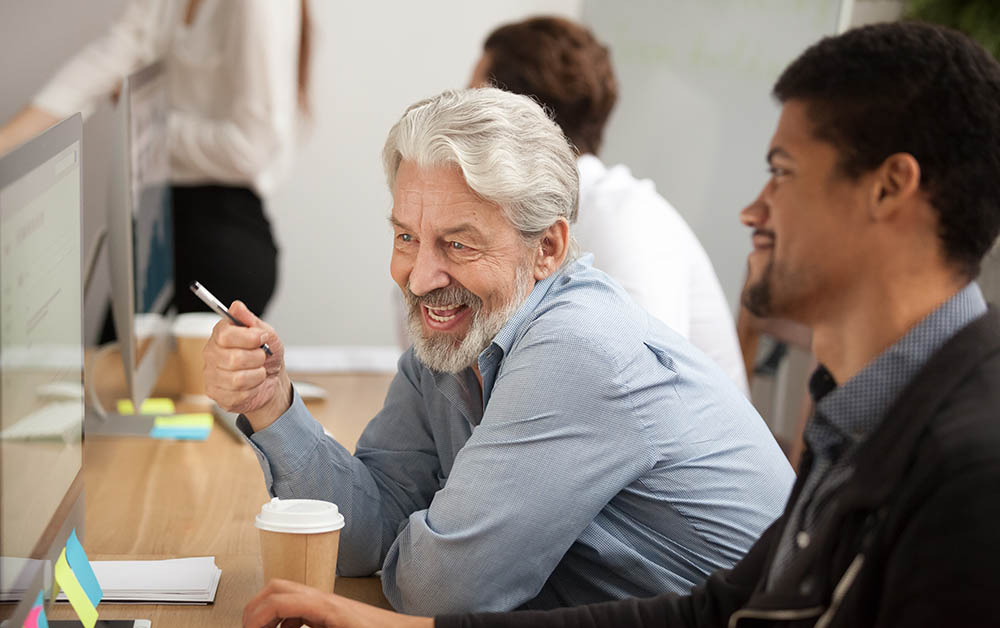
[871, 152, 921, 219]
[533, 218, 570, 281]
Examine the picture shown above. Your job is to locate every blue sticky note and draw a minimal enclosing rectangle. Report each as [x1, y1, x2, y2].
[64, 529, 102, 608]
[149, 426, 211, 440]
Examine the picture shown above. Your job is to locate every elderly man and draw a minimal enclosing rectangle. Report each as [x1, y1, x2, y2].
[470, 17, 749, 394]
[243, 22, 1000, 628]
[207, 88, 793, 615]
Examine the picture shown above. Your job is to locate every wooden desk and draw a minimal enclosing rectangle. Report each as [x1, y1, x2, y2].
[50, 368, 395, 625]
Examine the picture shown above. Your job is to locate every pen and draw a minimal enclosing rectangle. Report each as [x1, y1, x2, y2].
[189, 281, 273, 356]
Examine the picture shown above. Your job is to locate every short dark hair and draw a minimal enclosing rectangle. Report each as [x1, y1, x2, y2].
[482, 17, 617, 155]
[774, 21, 1000, 278]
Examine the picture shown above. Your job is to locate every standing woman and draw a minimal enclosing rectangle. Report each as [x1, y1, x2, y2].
[0, 0, 311, 317]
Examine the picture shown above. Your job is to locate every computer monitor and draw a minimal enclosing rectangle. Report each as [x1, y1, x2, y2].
[107, 61, 174, 412]
[0, 115, 86, 626]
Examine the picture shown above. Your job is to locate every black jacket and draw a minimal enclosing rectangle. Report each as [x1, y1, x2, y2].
[440, 309, 1000, 628]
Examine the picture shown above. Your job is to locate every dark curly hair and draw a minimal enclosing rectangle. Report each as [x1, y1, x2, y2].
[482, 17, 617, 156]
[774, 21, 1000, 278]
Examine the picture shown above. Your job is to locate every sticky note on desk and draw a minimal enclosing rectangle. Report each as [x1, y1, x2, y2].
[116, 398, 176, 415]
[24, 590, 48, 628]
[149, 413, 213, 440]
[53, 546, 99, 628]
[66, 529, 102, 609]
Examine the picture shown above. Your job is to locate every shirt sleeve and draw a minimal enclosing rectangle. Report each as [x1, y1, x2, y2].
[434, 515, 785, 628]
[379, 332, 657, 614]
[167, 0, 299, 184]
[32, 0, 167, 119]
[241, 354, 443, 577]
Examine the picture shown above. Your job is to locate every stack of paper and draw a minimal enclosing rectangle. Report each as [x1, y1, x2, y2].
[57, 557, 221, 604]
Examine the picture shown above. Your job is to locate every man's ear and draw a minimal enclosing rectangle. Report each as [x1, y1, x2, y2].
[870, 152, 921, 220]
[533, 218, 570, 281]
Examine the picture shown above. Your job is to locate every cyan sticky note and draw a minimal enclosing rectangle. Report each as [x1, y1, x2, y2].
[65, 529, 101, 608]
[116, 398, 176, 415]
[149, 413, 213, 440]
[149, 427, 211, 440]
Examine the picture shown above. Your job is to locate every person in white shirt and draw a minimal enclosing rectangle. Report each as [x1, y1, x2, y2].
[0, 0, 309, 318]
[469, 17, 749, 394]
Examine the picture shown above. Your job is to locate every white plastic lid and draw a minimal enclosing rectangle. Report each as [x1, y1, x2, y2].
[172, 312, 220, 338]
[254, 498, 345, 534]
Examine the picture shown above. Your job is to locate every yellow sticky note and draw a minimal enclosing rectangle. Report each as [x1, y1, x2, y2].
[53, 547, 98, 628]
[116, 398, 176, 415]
[153, 413, 213, 429]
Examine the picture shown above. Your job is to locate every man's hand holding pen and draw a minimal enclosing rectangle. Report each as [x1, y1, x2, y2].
[203, 300, 292, 432]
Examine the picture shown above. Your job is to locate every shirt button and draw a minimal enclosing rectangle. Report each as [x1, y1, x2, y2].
[796, 531, 811, 549]
[799, 577, 815, 596]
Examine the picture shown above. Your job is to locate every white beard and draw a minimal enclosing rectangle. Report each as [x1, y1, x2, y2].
[407, 264, 533, 374]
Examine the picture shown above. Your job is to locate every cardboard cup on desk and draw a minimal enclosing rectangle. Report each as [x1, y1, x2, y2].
[255, 498, 345, 592]
[172, 312, 219, 402]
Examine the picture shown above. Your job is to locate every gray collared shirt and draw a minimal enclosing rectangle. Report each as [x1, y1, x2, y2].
[768, 282, 988, 586]
[240, 256, 794, 614]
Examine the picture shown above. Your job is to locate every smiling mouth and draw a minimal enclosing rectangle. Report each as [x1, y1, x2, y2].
[751, 229, 775, 250]
[424, 303, 469, 323]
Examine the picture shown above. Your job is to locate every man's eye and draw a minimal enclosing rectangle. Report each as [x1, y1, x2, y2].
[398, 234, 413, 243]
[768, 166, 790, 178]
[449, 241, 466, 250]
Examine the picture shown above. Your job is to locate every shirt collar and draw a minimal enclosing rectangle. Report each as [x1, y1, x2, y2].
[808, 282, 987, 452]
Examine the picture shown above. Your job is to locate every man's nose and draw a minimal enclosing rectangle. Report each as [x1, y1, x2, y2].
[740, 187, 769, 228]
[408, 244, 451, 296]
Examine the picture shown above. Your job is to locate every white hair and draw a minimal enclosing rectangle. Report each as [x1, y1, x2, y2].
[383, 88, 579, 257]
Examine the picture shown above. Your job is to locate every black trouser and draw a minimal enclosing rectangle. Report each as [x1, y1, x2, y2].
[171, 184, 279, 316]
[99, 184, 278, 342]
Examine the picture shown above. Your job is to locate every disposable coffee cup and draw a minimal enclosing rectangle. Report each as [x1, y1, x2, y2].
[255, 498, 345, 592]
[172, 312, 219, 401]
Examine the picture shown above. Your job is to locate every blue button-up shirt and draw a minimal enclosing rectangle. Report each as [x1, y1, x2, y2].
[240, 256, 794, 614]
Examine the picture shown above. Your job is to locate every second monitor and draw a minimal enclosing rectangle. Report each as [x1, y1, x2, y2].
[107, 61, 174, 414]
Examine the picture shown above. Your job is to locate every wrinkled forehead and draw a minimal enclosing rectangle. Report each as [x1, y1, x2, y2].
[391, 161, 510, 233]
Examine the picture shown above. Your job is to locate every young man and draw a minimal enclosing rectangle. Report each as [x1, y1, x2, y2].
[243, 21, 1000, 628]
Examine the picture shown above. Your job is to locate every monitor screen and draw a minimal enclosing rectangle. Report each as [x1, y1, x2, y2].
[129, 63, 172, 318]
[0, 115, 85, 625]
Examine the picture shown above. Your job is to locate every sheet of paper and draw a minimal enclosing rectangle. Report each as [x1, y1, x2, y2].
[56, 557, 221, 603]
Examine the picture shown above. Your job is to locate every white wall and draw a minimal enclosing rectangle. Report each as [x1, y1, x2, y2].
[580, 0, 846, 313]
[3, 0, 902, 355]
[268, 1, 581, 348]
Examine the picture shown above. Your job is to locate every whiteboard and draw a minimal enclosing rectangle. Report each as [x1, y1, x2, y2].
[582, 0, 847, 309]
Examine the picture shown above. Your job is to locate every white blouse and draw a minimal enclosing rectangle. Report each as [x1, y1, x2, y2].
[33, 0, 301, 197]
[574, 155, 750, 395]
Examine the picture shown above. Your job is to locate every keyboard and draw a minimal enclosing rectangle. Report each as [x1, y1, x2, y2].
[0, 401, 83, 442]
